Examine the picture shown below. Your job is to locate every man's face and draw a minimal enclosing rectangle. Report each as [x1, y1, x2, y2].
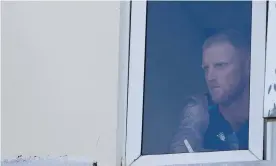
[202, 42, 249, 105]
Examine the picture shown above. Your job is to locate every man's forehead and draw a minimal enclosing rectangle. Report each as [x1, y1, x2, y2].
[202, 42, 239, 62]
[203, 42, 237, 54]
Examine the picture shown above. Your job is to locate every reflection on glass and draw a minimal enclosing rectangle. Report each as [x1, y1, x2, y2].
[141, 1, 252, 155]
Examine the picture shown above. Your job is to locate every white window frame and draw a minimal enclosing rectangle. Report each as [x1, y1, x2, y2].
[264, 0, 276, 118]
[265, 119, 276, 161]
[123, 1, 268, 165]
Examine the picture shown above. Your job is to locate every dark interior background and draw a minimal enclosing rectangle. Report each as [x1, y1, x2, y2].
[141, 1, 252, 155]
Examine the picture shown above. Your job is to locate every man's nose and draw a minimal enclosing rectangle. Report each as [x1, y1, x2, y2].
[206, 69, 216, 81]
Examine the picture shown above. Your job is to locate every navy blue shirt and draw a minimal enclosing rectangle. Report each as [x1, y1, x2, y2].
[203, 94, 249, 151]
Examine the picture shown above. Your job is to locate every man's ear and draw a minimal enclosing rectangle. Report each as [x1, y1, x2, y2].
[241, 49, 251, 77]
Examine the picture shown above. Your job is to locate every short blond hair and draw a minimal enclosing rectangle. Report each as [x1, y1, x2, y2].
[202, 29, 251, 56]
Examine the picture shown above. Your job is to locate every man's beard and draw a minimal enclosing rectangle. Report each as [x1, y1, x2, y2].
[210, 82, 248, 107]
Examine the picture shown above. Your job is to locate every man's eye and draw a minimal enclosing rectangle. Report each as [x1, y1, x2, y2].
[203, 67, 209, 72]
[216, 63, 227, 68]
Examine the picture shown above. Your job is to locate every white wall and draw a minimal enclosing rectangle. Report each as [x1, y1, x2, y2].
[1, 2, 120, 166]
[264, 0, 276, 117]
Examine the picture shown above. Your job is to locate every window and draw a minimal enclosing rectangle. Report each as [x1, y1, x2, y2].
[121, 1, 273, 165]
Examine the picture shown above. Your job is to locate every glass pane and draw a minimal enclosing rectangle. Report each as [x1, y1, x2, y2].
[141, 1, 253, 155]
